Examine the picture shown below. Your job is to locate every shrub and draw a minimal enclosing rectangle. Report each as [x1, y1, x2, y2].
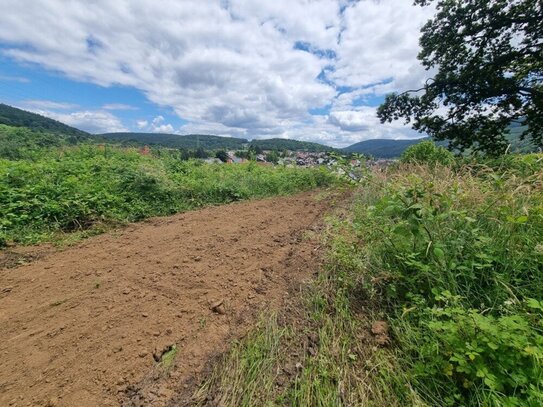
[400, 140, 455, 166]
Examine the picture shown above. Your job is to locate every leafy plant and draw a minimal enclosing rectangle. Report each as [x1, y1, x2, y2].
[400, 140, 454, 166]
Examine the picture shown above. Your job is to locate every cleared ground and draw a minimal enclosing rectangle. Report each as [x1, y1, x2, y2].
[0, 191, 334, 407]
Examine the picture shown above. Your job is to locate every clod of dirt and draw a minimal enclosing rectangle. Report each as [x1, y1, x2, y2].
[210, 300, 226, 315]
[371, 320, 390, 346]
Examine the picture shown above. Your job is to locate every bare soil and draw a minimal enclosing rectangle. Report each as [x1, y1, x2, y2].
[0, 191, 335, 407]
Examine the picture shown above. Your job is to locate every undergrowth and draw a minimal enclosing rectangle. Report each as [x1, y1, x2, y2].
[193, 152, 543, 407]
[346, 154, 543, 406]
[0, 145, 338, 246]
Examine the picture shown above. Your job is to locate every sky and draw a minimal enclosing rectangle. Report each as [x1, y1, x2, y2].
[0, 0, 435, 147]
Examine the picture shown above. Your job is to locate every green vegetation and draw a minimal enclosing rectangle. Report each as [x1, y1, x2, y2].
[159, 345, 178, 369]
[195, 153, 543, 406]
[250, 138, 333, 152]
[0, 103, 89, 138]
[194, 314, 286, 406]
[99, 133, 334, 153]
[0, 124, 91, 159]
[99, 132, 248, 150]
[343, 131, 539, 159]
[0, 143, 337, 246]
[326, 154, 543, 406]
[400, 140, 454, 166]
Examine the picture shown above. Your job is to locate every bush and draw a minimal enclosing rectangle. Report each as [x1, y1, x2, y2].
[400, 140, 455, 166]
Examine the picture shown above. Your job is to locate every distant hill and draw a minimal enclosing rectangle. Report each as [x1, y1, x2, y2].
[100, 133, 334, 152]
[250, 138, 333, 152]
[0, 103, 90, 139]
[343, 127, 539, 158]
[99, 132, 248, 150]
[506, 124, 539, 153]
[343, 138, 427, 158]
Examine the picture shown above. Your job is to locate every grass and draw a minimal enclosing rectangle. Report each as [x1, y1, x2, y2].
[193, 314, 286, 406]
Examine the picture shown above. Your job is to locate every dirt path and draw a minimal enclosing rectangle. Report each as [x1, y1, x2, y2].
[0, 191, 336, 407]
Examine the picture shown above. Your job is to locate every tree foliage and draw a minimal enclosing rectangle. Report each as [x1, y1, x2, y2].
[400, 140, 455, 166]
[377, 0, 543, 155]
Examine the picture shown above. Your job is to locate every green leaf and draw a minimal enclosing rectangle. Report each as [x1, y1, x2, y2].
[433, 247, 445, 259]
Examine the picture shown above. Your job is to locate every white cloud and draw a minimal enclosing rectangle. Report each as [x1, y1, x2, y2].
[0, 0, 433, 146]
[136, 120, 148, 129]
[135, 115, 175, 133]
[22, 99, 79, 110]
[102, 103, 138, 110]
[31, 109, 127, 134]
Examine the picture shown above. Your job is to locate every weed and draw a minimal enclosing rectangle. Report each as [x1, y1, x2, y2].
[159, 345, 178, 369]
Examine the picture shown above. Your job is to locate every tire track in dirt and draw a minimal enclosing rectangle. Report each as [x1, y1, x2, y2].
[0, 190, 337, 407]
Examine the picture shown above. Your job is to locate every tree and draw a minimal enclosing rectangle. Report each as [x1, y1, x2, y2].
[377, 0, 543, 155]
[265, 150, 280, 164]
[195, 146, 209, 159]
[215, 150, 229, 162]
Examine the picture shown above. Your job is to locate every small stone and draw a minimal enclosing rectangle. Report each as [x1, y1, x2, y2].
[210, 300, 225, 314]
[142, 313, 148, 318]
[139, 351, 148, 358]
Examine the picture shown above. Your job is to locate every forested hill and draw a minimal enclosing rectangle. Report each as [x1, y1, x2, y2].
[250, 138, 333, 152]
[0, 103, 89, 139]
[100, 133, 334, 152]
[99, 132, 248, 150]
[343, 138, 427, 158]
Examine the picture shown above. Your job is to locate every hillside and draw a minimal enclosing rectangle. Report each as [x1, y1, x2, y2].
[0, 124, 94, 159]
[343, 138, 426, 158]
[99, 132, 248, 150]
[0, 103, 89, 139]
[506, 124, 538, 153]
[344, 128, 539, 158]
[250, 138, 334, 152]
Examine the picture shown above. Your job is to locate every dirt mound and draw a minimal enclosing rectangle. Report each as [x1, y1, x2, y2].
[0, 191, 335, 406]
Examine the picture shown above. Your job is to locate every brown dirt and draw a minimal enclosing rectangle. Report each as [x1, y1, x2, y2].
[0, 191, 337, 407]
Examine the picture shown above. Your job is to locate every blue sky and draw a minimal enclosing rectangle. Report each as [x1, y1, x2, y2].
[0, 0, 432, 147]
